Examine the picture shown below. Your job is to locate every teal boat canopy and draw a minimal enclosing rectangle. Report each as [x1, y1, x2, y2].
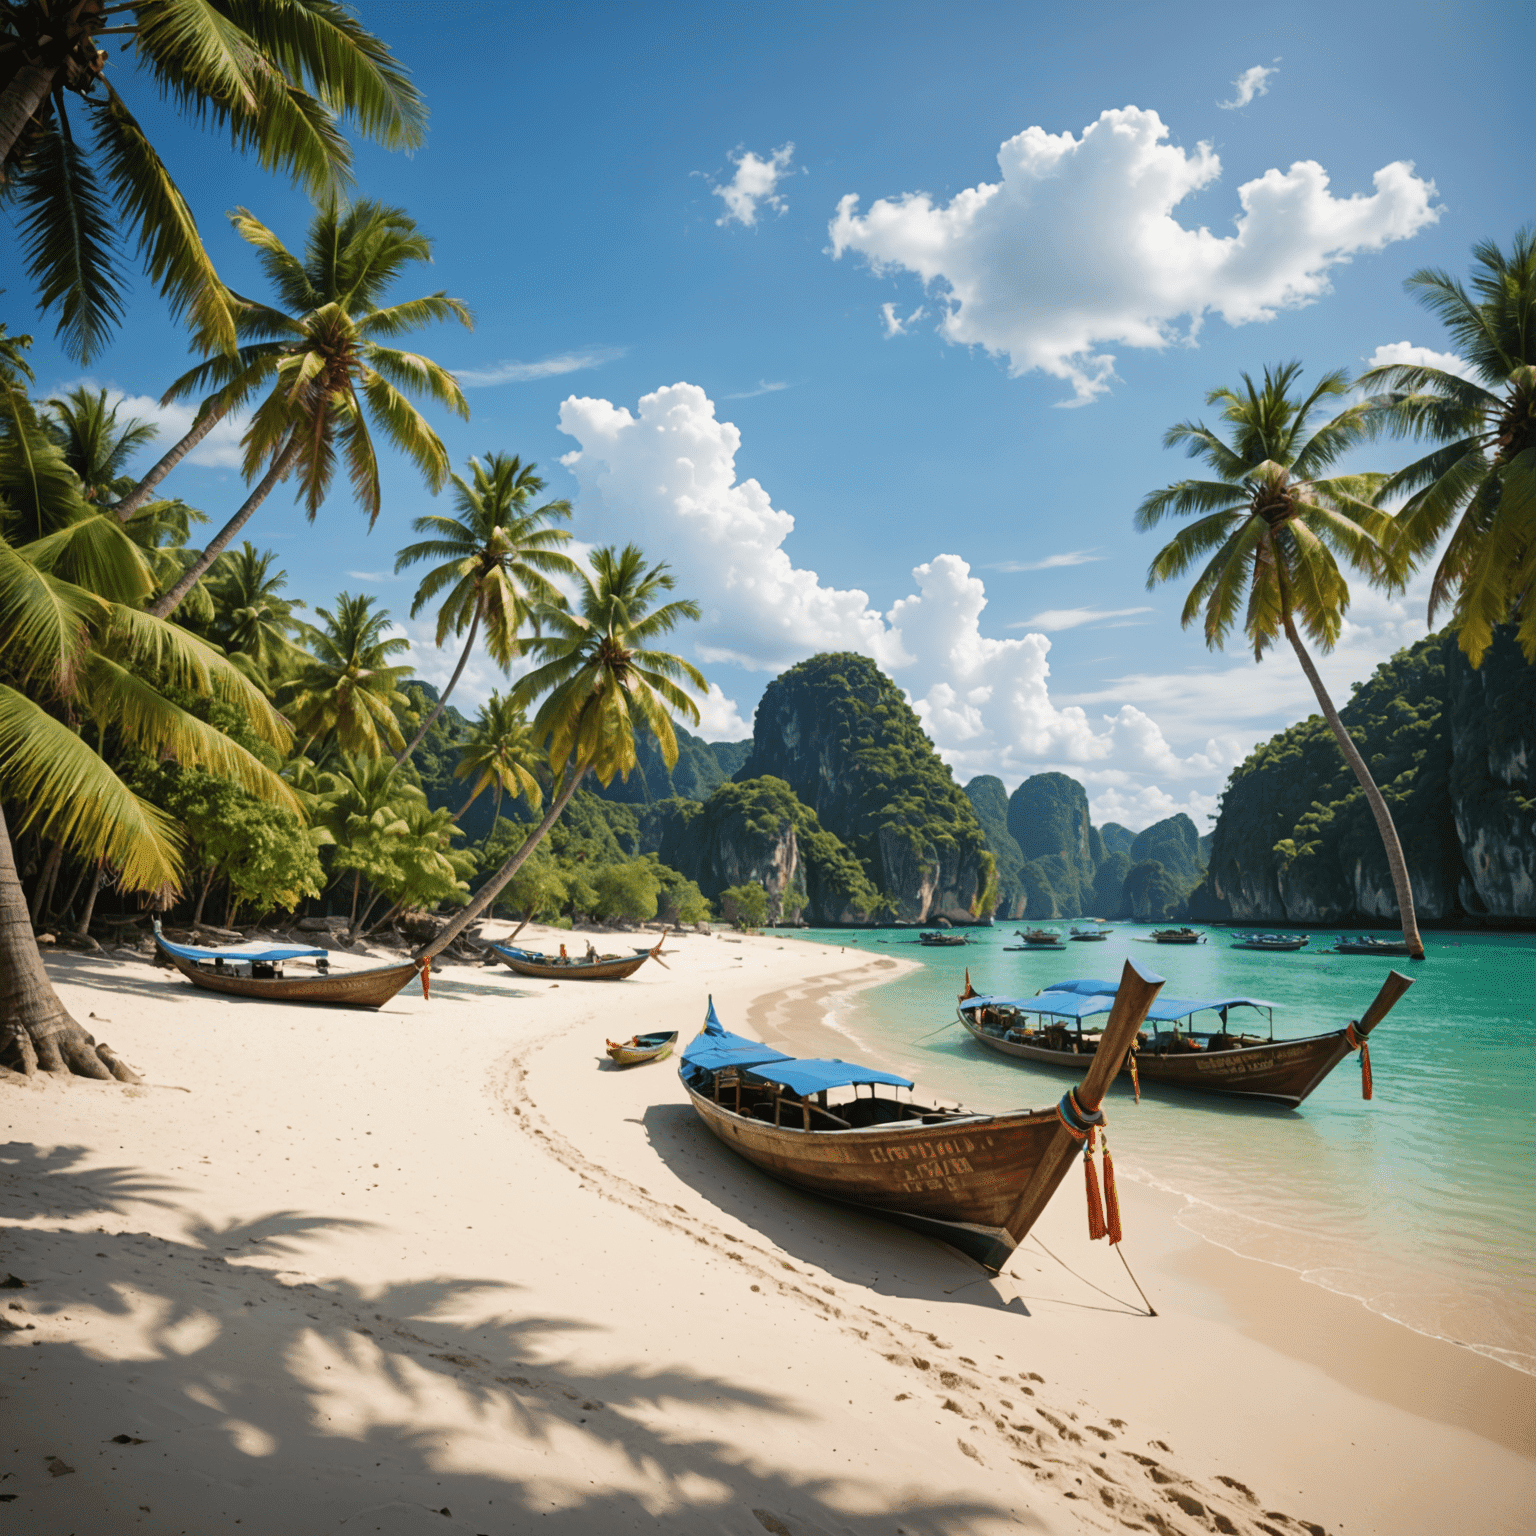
[744, 1058, 913, 1097]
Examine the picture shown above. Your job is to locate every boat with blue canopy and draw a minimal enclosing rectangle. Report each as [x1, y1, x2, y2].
[678, 969, 1165, 1271]
[956, 966, 1413, 1108]
[154, 920, 425, 1009]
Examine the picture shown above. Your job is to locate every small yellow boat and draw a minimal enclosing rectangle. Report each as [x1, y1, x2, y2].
[605, 1029, 679, 1067]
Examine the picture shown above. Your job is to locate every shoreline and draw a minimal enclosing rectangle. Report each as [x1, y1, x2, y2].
[4, 926, 1532, 1533]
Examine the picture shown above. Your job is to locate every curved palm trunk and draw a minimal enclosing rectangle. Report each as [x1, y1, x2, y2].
[1283, 615, 1425, 959]
[0, 61, 56, 171]
[450, 779, 488, 825]
[396, 605, 480, 767]
[0, 801, 136, 1082]
[150, 434, 300, 620]
[114, 402, 230, 522]
[415, 764, 587, 962]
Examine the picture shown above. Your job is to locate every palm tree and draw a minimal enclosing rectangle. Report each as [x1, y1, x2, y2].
[285, 591, 412, 758]
[312, 753, 414, 936]
[452, 691, 544, 830]
[1136, 363, 1426, 959]
[1, 0, 425, 365]
[45, 386, 157, 503]
[393, 453, 577, 766]
[1357, 227, 1536, 665]
[147, 200, 473, 620]
[0, 529, 299, 1080]
[205, 542, 307, 690]
[417, 545, 708, 961]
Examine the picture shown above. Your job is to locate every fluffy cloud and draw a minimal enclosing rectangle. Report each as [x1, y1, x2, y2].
[829, 105, 1440, 402]
[558, 383, 897, 672]
[711, 143, 796, 227]
[1365, 341, 1478, 382]
[1219, 63, 1278, 110]
[54, 381, 248, 470]
[556, 383, 1246, 827]
[880, 302, 926, 337]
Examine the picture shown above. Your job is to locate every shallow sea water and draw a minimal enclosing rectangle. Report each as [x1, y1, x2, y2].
[779, 924, 1536, 1375]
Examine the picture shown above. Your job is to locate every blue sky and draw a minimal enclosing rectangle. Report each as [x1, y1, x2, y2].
[10, 0, 1529, 828]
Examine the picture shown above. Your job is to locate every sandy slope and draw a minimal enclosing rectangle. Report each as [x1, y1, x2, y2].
[2, 926, 1532, 1536]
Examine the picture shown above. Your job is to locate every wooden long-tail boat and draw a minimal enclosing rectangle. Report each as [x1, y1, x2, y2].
[918, 930, 968, 947]
[489, 934, 665, 980]
[1069, 923, 1111, 942]
[1229, 932, 1309, 951]
[153, 923, 424, 1009]
[1149, 926, 1205, 945]
[678, 961, 1164, 1271]
[957, 968, 1412, 1109]
[1332, 934, 1412, 955]
[606, 1029, 679, 1066]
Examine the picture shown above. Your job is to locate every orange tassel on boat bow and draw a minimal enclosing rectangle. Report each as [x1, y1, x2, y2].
[1083, 1129, 1107, 1242]
[1102, 1140, 1123, 1246]
[419, 960, 430, 1000]
[1344, 1022, 1372, 1099]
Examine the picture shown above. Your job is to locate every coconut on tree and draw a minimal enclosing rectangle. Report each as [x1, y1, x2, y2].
[417, 544, 708, 962]
[1358, 227, 1536, 665]
[393, 452, 577, 767]
[146, 199, 473, 619]
[1136, 362, 1426, 959]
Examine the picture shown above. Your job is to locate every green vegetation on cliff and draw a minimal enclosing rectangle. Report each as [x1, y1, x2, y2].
[740, 654, 995, 920]
[1190, 627, 1535, 923]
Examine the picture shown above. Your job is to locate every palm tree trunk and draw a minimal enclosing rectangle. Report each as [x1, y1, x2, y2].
[76, 857, 106, 938]
[416, 764, 587, 962]
[396, 605, 480, 766]
[192, 866, 217, 927]
[1283, 615, 1425, 959]
[114, 401, 230, 522]
[0, 801, 128, 1080]
[29, 839, 65, 925]
[450, 781, 487, 824]
[349, 889, 387, 943]
[0, 60, 56, 170]
[150, 434, 300, 619]
[508, 905, 536, 943]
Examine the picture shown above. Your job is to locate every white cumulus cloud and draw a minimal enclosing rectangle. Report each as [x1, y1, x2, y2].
[880, 302, 926, 337]
[53, 381, 248, 470]
[1219, 63, 1278, 110]
[1365, 341, 1478, 382]
[711, 143, 796, 227]
[555, 382, 1244, 823]
[829, 104, 1440, 402]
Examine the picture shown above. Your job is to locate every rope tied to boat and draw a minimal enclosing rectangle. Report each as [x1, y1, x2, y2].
[1126, 1048, 1141, 1104]
[1344, 1021, 1371, 1099]
[1056, 1089, 1122, 1245]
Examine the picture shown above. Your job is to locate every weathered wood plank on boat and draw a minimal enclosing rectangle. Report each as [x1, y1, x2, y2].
[678, 960, 1164, 1270]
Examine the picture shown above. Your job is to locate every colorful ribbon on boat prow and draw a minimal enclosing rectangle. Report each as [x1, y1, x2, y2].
[1344, 1020, 1372, 1099]
[1056, 1088, 1122, 1245]
[418, 959, 430, 1000]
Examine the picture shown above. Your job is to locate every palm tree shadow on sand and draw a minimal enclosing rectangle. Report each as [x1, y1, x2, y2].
[2, 1142, 1029, 1535]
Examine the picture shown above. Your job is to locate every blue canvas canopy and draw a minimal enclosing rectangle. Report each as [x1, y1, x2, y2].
[156, 933, 326, 963]
[680, 997, 792, 1074]
[744, 1058, 913, 1097]
[1143, 995, 1277, 1023]
[1040, 978, 1119, 997]
[963, 991, 1115, 1021]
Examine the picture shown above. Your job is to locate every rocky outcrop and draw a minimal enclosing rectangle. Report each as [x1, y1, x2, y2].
[739, 654, 996, 922]
[1189, 627, 1535, 925]
[648, 777, 879, 925]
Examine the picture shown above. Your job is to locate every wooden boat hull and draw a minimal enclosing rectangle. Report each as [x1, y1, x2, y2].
[1334, 942, 1410, 956]
[1230, 940, 1308, 951]
[495, 948, 655, 980]
[606, 1032, 678, 1066]
[1069, 933, 1110, 942]
[958, 1009, 1355, 1108]
[160, 946, 420, 1009]
[684, 1080, 1062, 1265]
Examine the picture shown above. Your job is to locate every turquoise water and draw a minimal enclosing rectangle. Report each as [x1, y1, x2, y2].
[780, 925, 1536, 1375]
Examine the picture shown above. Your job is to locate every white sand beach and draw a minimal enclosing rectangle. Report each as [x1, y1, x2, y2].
[4, 927, 1532, 1535]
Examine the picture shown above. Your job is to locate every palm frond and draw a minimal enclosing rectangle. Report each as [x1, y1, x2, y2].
[88, 86, 238, 356]
[22, 512, 157, 604]
[0, 684, 183, 892]
[0, 536, 103, 690]
[14, 117, 125, 364]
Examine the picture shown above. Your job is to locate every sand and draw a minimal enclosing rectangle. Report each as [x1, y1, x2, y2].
[3, 925, 1532, 1535]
